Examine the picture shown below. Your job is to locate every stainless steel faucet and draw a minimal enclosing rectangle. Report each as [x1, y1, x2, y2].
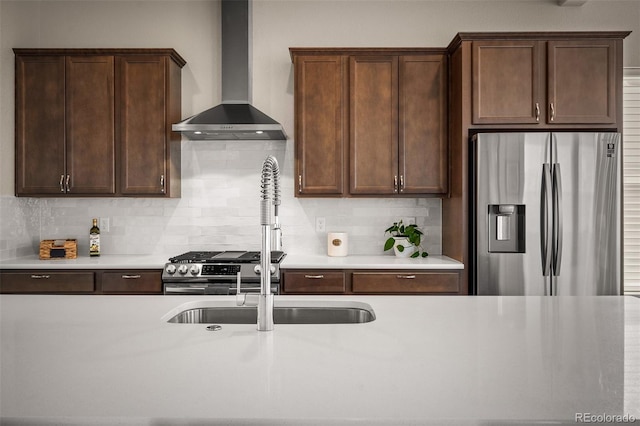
[237, 155, 281, 331]
[258, 155, 281, 331]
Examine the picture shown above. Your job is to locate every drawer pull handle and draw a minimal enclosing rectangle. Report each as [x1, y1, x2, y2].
[396, 275, 416, 279]
[122, 275, 141, 279]
[31, 274, 51, 279]
[304, 275, 324, 279]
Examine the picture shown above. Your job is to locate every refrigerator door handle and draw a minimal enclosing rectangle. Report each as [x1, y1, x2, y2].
[552, 163, 563, 276]
[541, 163, 552, 276]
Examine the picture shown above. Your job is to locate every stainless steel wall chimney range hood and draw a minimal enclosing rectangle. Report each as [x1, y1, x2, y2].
[172, 0, 287, 141]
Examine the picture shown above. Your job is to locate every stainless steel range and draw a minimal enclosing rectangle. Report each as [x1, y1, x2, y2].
[162, 250, 286, 295]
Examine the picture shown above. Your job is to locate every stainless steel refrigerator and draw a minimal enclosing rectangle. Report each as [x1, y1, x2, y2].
[472, 132, 621, 295]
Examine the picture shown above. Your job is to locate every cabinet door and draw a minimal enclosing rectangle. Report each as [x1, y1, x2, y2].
[399, 55, 448, 194]
[66, 56, 115, 194]
[15, 56, 66, 195]
[295, 55, 346, 196]
[100, 270, 162, 294]
[352, 271, 460, 294]
[350, 56, 398, 195]
[283, 271, 346, 294]
[472, 41, 542, 124]
[0, 271, 95, 293]
[547, 40, 616, 124]
[117, 56, 167, 195]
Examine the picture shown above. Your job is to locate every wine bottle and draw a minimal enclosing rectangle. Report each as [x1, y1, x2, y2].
[89, 218, 100, 257]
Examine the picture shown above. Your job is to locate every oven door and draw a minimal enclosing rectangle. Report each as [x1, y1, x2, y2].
[163, 282, 279, 295]
[164, 283, 231, 295]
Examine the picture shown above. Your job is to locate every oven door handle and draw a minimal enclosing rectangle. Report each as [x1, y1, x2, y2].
[165, 286, 206, 294]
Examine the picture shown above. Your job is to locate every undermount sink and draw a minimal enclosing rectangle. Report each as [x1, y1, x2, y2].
[164, 301, 376, 324]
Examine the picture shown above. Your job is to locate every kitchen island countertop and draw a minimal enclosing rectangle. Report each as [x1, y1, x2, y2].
[1, 294, 638, 425]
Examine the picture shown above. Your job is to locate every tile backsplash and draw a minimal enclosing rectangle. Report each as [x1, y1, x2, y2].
[0, 141, 441, 260]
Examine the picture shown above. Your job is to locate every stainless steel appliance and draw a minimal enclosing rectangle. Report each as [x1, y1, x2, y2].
[172, 0, 287, 141]
[472, 132, 621, 295]
[162, 251, 285, 295]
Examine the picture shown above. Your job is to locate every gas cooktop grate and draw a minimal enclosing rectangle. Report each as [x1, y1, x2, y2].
[168, 250, 285, 264]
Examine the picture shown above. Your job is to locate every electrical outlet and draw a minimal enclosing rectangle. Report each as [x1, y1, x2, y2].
[315, 217, 326, 233]
[99, 217, 110, 233]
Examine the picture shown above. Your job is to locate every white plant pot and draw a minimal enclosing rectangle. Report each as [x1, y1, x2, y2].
[392, 237, 416, 258]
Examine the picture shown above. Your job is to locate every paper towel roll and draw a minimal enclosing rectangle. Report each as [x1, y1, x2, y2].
[327, 232, 348, 257]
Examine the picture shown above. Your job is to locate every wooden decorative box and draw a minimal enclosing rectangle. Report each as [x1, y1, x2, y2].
[39, 239, 77, 260]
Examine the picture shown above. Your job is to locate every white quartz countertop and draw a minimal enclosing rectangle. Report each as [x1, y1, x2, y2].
[1, 294, 638, 425]
[280, 254, 463, 269]
[0, 253, 463, 270]
[0, 254, 170, 269]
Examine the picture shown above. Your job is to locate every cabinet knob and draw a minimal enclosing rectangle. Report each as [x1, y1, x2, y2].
[394, 175, 398, 193]
[30, 274, 51, 279]
[160, 175, 165, 193]
[400, 175, 405, 193]
[304, 275, 324, 279]
[298, 175, 302, 193]
[121, 275, 141, 279]
[549, 102, 556, 122]
[396, 275, 416, 279]
[535, 102, 540, 122]
[65, 175, 70, 192]
[59, 175, 65, 192]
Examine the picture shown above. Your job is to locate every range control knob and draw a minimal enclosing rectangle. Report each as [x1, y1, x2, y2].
[178, 264, 189, 275]
[189, 265, 200, 276]
[254, 264, 276, 275]
[165, 264, 177, 274]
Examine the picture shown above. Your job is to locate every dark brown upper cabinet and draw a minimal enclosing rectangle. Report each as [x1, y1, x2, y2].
[399, 55, 448, 194]
[292, 54, 347, 196]
[349, 55, 399, 195]
[14, 48, 185, 197]
[547, 39, 616, 124]
[290, 48, 448, 197]
[15, 55, 114, 195]
[470, 35, 624, 126]
[472, 40, 542, 125]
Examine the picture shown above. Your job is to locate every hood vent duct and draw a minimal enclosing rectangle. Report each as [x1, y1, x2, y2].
[172, 0, 287, 141]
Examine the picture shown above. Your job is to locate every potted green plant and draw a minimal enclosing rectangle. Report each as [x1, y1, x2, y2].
[383, 220, 429, 258]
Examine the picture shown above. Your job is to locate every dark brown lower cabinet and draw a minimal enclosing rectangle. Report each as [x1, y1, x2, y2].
[0, 271, 95, 293]
[0, 269, 162, 294]
[352, 272, 459, 294]
[99, 270, 162, 294]
[283, 271, 347, 294]
[282, 269, 462, 295]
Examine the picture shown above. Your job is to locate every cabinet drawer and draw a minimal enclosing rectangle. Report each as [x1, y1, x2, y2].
[0, 271, 95, 293]
[283, 271, 346, 294]
[101, 271, 162, 294]
[352, 272, 459, 294]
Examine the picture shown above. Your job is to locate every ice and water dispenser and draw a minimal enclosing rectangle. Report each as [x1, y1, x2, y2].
[487, 204, 525, 253]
